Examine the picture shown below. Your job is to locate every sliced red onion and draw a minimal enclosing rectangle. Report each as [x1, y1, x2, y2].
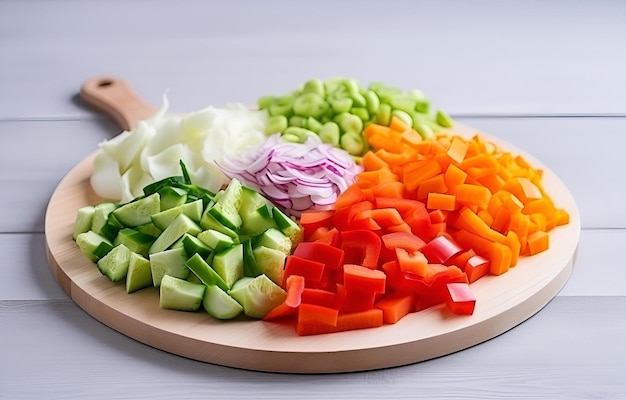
[217, 133, 362, 216]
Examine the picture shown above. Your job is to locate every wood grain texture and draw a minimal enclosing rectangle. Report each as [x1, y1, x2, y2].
[43, 123, 580, 373]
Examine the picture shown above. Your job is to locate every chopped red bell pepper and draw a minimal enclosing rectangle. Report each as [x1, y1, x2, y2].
[340, 229, 381, 269]
[445, 282, 476, 315]
[420, 234, 463, 264]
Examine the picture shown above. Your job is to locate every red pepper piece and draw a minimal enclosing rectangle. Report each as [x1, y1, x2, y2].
[340, 229, 382, 269]
[445, 282, 476, 315]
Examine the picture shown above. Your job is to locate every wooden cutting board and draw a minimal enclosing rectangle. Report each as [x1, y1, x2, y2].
[45, 77, 581, 373]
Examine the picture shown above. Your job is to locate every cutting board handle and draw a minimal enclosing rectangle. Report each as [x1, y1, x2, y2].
[80, 77, 157, 131]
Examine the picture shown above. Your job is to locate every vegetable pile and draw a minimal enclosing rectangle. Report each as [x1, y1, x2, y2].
[76, 77, 571, 336]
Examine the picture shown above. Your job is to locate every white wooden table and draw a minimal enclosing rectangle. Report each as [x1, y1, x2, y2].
[2, 1, 625, 398]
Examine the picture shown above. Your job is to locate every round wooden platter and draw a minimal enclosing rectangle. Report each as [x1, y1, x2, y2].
[45, 77, 581, 374]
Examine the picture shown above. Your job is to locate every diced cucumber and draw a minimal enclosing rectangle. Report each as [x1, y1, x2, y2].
[76, 230, 112, 262]
[92, 241, 114, 259]
[150, 247, 189, 286]
[199, 208, 239, 242]
[159, 274, 205, 312]
[72, 205, 95, 240]
[240, 203, 277, 236]
[113, 228, 156, 257]
[272, 206, 303, 249]
[185, 253, 228, 291]
[239, 186, 277, 236]
[228, 274, 287, 319]
[149, 213, 201, 254]
[181, 199, 204, 222]
[208, 178, 242, 230]
[100, 213, 125, 242]
[242, 239, 261, 277]
[181, 233, 213, 258]
[254, 227, 292, 255]
[151, 199, 203, 230]
[252, 245, 286, 286]
[186, 273, 203, 284]
[197, 229, 236, 252]
[96, 244, 132, 282]
[136, 223, 162, 237]
[126, 252, 152, 293]
[203, 284, 243, 320]
[113, 193, 160, 227]
[212, 243, 244, 289]
[91, 202, 117, 235]
[158, 186, 187, 210]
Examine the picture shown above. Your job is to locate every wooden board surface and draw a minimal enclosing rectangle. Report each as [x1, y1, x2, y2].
[44, 121, 581, 373]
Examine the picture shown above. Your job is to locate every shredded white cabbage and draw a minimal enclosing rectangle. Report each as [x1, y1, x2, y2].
[90, 96, 268, 203]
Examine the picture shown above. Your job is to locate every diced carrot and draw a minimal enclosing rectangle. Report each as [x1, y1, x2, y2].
[444, 164, 468, 187]
[428, 208, 448, 224]
[402, 160, 442, 191]
[450, 184, 491, 210]
[427, 193, 456, 211]
[416, 173, 447, 201]
[446, 136, 469, 164]
[334, 184, 366, 210]
[362, 151, 390, 171]
[527, 230, 549, 255]
[371, 180, 406, 198]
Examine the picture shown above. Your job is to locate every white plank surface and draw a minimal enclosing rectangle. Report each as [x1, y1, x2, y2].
[1, 0, 625, 398]
[2, 297, 624, 399]
[1, 0, 626, 118]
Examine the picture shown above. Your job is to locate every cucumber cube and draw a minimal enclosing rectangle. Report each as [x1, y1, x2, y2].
[208, 178, 242, 230]
[255, 227, 292, 255]
[203, 284, 243, 320]
[76, 230, 112, 262]
[150, 247, 189, 287]
[228, 275, 287, 319]
[159, 275, 205, 312]
[252, 245, 286, 286]
[96, 244, 132, 282]
[199, 208, 239, 242]
[158, 186, 187, 210]
[72, 205, 95, 240]
[91, 202, 117, 235]
[212, 244, 244, 289]
[113, 193, 160, 227]
[149, 213, 201, 254]
[185, 253, 228, 291]
[272, 206, 303, 249]
[181, 234, 213, 259]
[126, 252, 152, 293]
[113, 228, 156, 257]
[197, 229, 236, 252]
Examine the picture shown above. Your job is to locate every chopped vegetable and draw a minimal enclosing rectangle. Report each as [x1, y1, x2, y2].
[217, 133, 362, 217]
[91, 100, 268, 203]
[257, 78, 453, 156]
